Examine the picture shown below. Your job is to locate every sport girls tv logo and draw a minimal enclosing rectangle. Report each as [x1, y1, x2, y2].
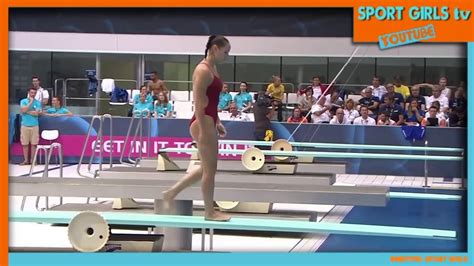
[356, 5, 472, 49]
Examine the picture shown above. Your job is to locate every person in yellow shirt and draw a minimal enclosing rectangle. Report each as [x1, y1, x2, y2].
[393, 75, 411, 100]
[266, 75, 285, 121]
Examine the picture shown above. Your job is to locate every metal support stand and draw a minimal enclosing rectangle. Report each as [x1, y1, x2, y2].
[154, 199, 193, 251]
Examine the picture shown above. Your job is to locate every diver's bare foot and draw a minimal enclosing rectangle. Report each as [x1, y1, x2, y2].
[205, 211, 231, 222]
[162, 190, 174, 210]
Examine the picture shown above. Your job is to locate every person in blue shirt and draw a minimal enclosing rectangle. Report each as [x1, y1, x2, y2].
[404, 98, 425, 125]
[378, 94, 405, 125]
[233, 81, 253, 113]
[19, 88, 42, 165]
[218, 83, 232, 112]
[133, 85, 153, 105]
[154, 92, 173, 118]
[44, 97, 73, 117]
[133, 94, 153, 117]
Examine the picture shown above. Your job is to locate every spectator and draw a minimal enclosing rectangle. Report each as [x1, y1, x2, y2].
[368, 76, 387, 100]
[381, 83, 405, 107]
[358, 87, 380, 116]
[421, 106, 447, 127]
[325, 90, 344, 116]
[154, 92, 173, 118]
[377, 112, 396, 125]
[133, 85, 153, 105]
[19, 88, 42, 165]
[287, 107, 308, 123]
[266, 75, 285, 122]
[393, 75, 411, 99]
[234, 81, 253, 113]
[330, 108, 350, 125]
[405, 83, 426, 111]
[343, 98, 360, 123]
[404, 99, 425, 126]
[218, 83, 233, 112]
[379, 94, 405, 125]
[303, 76, 328, 100]
[228, 102, 250, 121]
[426, 85, 449, 113]
[44, 96, 73, 116]
[439, 76, 452, 100]
[353, 106, 376, 125]
[253, 88, 276, 143]
[448, 87, 467, 127]
[28, 76, 49, 108]
[133, 94, 153, 117]
[298, 87, 317, 123]
[310, 95, 331, 124]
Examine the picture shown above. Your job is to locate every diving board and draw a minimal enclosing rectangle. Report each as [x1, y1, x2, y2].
[161, 147, 463, 161]
[10, 211, 456, 243]
[218, 139, 464, 153]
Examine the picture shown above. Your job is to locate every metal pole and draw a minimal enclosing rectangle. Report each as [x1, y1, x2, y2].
[423, 140, 429, 188]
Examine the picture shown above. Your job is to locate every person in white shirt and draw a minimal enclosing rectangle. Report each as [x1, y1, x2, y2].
[425, 85, 449, 113]
[28, 76, 49, 107]
[343, 98, 360, 123]
[439, 76, 451, 100]
[227, 103, 250, 121]
[353, 106, 376, 125]
[330, 108, 350, 125]
[311, 96, 331, 124]
[368, 76, 387, 100]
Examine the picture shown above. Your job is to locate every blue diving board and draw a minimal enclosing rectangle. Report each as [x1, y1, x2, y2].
[219, 139, 464, 153]
[161, 148, 463, 161]
[10, 211, 456, 240]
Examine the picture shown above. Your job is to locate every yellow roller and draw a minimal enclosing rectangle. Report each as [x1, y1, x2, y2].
[241, 147, 265, 171]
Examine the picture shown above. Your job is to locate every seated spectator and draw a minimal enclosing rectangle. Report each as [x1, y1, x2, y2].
[377, 112, 396, 126]
[368, 76, 387, 101]
[44, 97, 73, 116]
[227, 103, 250, 121]
[353, 106, 376, 125]
[234, 81, 253, 113]
[329, 108, 350, 125]
[405, 84, 426, 111]
[300, 76, 328, 100]
[133, 94, 153, 117]
[133, 85, 153, 105]
[218, 83, 233, 112]
[425, 84, 449, 113]
[154, 92, 173, 118]
[379, 94, 404, 125]
[266, 75, 285, 122]
[439, 76, 452, 100]
[325, 90, 344, 116]
[287, 107, 308, 123]
[381, 83, 404, 107]
[393, 75, 411, 100]
[448, 87, 467, 127]
[310, 95, 331, 124]
[298, 87, 317, 123]
[358, 87, 380, 116]
[421, 106, 447, 127]
[431, 100, 447, 120]
[404, 99, 425, 126]
[343, 99, 360, 123]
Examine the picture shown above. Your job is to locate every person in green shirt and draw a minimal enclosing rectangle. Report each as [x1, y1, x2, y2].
[44, 97, 73, 117]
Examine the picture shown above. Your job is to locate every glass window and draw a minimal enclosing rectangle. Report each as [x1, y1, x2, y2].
[52, 52, 96, 111]
[99, 53, 139, 116]
[145, 55, 189, 91]
[376, 58, 425, 86]
[425, 58, 467, 87]
[282, 57, 327, 92]
[328, 57, 375, 94]
[9, 51, 52, 105]
[235, 56, 280, 92]
[190, 55, 235, 90]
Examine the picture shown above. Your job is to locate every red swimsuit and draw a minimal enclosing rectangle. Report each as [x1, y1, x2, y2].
[190, 63, 222, 125]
